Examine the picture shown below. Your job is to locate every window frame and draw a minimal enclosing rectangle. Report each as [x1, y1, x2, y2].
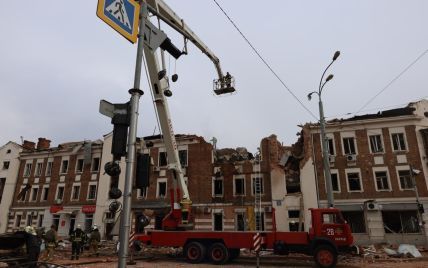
[158, 151, 168, 167]
[156, 178, 167, 198]
[2, 161, 10, 170]
[87, 183, 97, 200]
[35, 162, 43, 177]
[212, 176, 224, 197]
[91, 157, 100, 172]
[233, 176, 246, 196]
[397, 167, 413, 190]
[56, 185, 65, 201]
[391, 132, 407, 152]
[251, 176, 264, 196]
[330, 170, 341, 193]
[30, 187, 39, 202]
[60, 159, 69, 174]
[76, 159, 84, 173]
[23, 163, 32, 177]
[369, 134, 384, 153]
[45, 161, 53, 176]
[342, 137, 357, 155]
[345, 169, 363, 192]
[71, 184, 81, 201]
[373, 168, 391, 191]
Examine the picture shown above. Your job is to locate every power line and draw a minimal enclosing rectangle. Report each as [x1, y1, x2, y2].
[212, 0, 318, 120]
[355, 48, 428, 115]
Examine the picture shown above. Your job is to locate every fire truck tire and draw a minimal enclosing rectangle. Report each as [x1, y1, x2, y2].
[228, 248, 240, 261]
[208, 242, 229, 265]
[184, 241, 206, 263]
[314, 245, 337, 268]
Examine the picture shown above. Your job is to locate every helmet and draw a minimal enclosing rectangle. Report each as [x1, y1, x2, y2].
[76, 224, 81, 229]
[25, 226, 36, 235]
[92, 225, 98, 230]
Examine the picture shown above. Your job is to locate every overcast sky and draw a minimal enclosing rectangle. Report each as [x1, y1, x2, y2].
[1, 0, 427, 153]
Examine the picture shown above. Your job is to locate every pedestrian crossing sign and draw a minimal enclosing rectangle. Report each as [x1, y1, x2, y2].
[97, 0, 140, 43]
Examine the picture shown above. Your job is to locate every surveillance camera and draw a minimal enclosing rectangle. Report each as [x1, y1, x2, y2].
[412, 168, 422, 175]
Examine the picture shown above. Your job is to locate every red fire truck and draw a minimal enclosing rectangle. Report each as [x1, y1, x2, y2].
[135, 207, 353, 268]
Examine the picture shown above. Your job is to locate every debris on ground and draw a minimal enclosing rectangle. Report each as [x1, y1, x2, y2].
[398, 244, 422, 258]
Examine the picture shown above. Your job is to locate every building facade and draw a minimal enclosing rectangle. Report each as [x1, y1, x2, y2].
[95, 134, 276, 238]
[303, 99, 428, 245]
[8, 138, 103, 238]
[0, 141, 22, 233]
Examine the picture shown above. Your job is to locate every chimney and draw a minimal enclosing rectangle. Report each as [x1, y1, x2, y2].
[37, 138, 51, 150]
[22, 140, 36, 150]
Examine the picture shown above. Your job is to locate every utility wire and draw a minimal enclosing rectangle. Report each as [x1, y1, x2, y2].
[212, 0, 318, 120]
[355, 48, 428, 114]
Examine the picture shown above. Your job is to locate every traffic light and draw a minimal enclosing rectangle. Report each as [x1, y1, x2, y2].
[111, 103, 130, 158]
[135, 153, 151, 189]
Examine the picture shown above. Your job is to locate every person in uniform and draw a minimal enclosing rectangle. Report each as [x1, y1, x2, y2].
[44, 224, 58, 261]
[88, 225, 101, 256]
[70, 224, 85, 260]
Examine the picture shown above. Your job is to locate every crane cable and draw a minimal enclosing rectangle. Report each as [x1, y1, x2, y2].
[212, 0, 318, 120]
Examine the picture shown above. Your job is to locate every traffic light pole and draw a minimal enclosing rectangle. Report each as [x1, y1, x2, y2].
[118, 2, 147, 268]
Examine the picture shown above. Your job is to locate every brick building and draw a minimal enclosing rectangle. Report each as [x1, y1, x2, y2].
[95, 133, 276, 238]
[301, 99, 428, 245]
[8, 138, 103, 237]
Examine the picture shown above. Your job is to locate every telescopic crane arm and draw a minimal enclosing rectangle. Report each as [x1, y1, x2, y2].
[146, 0, 236, 94]
[142, 0, 235, 230]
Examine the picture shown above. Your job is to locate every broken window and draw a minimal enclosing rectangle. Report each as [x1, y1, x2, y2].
[179, 150, 187, 167]
[0, 178, 5, 203]
[91, 157, 100, 171]
[327, 138, 335, 155]
[24, 163, 32, 177]
[213, 178, 223, 197]
[76, 159, 84, 173]
[2, 161, 10, 170]
[56, 186, 64, 200]
[289, 222, 303, 232]
[342, 211, 366, 233]
[234, 177, 245, 195]
[61, 160, 69, 174]
[214, 212, 223, 231]
[42, 187, 49, 201]
[159, 152, 168, 167]
[236, 212, 246, 231]
[391, 133, 406, 151]
[288, 210, 300, 218]
[375, 171, 390, 190]
[35, 163, 43, 177]
[347, 172, 362, 191]
[398, 170, 413, 189]
[157, 180, 167, 198]
[286, 175, 301, 193]
[369, 135, 384, 153]
[46, 161, 52, 176]
[382, 210, 420, 233]
[330, 173, 340, 192]
[72, 185, 80, 200]
[31, 188, 38, 202]
[343, 137, 356, 155]
[88, 185, 97, 200]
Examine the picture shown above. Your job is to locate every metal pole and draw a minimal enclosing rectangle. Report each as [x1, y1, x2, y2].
[118, 2, 146, 267]
[410, 165, 425, 241]
[319, 95, 334, 208]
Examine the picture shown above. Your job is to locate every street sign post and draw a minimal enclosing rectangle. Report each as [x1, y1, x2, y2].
[97, 0, 140, 43]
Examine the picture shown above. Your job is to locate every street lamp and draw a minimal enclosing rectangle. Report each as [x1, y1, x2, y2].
[308, 51, 340, 208]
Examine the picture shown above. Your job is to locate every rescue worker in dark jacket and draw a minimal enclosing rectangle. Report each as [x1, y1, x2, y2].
[70, 224, 85, 260]
[24, 226, 41, 268]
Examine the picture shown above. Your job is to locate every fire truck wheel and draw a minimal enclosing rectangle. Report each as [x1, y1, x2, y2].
[228, 248, 240, 261]
[208, 242, 229, 265]
[184, 241, 206, 263]
[314, 245, 337, 268]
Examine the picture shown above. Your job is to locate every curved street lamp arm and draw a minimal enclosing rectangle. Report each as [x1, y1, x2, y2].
[319, 60, 334, 93]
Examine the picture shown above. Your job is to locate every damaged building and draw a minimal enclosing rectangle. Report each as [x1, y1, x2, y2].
[300, 99, 428, 245]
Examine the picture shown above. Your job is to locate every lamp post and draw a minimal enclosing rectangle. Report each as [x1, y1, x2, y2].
[308, 51, 340, 208]
[410, 166, 425, 232]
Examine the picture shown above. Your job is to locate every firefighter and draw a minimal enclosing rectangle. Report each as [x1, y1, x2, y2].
[88, 225, 101, 256]
[70, 224, 85, 260]
[24, 226, 41, 268]
[44, 224, 58, 261]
